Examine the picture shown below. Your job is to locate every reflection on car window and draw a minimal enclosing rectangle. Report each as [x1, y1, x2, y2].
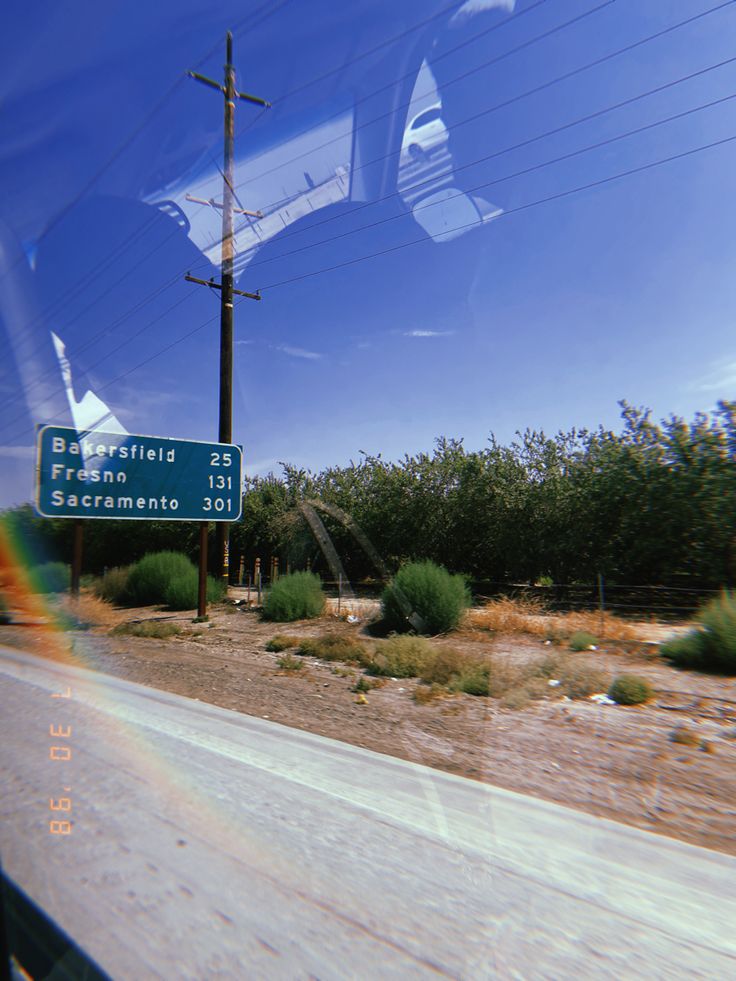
[412, 107, 442, 128]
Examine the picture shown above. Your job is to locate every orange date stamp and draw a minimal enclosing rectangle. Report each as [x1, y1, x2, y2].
[49, 686, 73, 835]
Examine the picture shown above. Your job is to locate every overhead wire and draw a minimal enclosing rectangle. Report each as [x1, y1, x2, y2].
[4, 126, 735, 445]
[229, 0, 736, 250]
[0, 0, 292, 288]
[0, 0, 295, 396]
[239, 70, 736, 273]
[7, 0, 732, 361]
[255, 131, 736, 292]
[3, 1, 733, 436]
[9, 37, 723, 420]
[0, 0, 562, 399]
[228, 0, 612, 195]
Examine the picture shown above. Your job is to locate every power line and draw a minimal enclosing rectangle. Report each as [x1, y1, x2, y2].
[0, 0, 526, 387]
[228, 0, 612, 196]
[241, 71, 736, 272]
[0, 0, 559, 404]
[256, 130, 736, 292]
[4, 4, 732, 437]
[0, 0, 290, 290]
[264, 0, 547, 109]
[5, 56, 735, 428]
[6, 124, 734, 447]
[230, 0, 736, 249]
[5, 0, 729, 374]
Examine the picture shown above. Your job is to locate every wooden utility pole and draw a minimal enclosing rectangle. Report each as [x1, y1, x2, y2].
[186, 32, 269, 583]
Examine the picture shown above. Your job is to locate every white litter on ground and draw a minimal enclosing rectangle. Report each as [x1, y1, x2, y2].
[590, 693, 616, 705]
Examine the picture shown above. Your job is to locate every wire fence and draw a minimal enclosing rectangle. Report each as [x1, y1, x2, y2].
[229, 564, 725, 621]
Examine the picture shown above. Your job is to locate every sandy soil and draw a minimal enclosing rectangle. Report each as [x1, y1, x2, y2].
[3, 599, 735, 856]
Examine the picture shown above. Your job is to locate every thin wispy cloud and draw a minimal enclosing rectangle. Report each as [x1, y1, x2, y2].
[691, 358, 736, 393]
[274, 344, 323, 360]
[403, 329, 455, 338]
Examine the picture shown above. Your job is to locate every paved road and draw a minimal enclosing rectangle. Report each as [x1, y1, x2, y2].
[1, 645, 734, 979]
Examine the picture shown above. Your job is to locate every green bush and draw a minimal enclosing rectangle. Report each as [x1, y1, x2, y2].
[366, 635, 435, 678]
[29, 562, 70, 594]
[125, 552, 194, 606]
[262, 571, 325, 622]
[93, 566, 131, 604]
[277, 652, 303, 672]
[448, 661, 491, 696]
[352, 676, 381, 693]
[660, 631, 709, 671]
[381, 561, 470, 635]
[569, 630, 598, 652]
[298, 634, 366, 662]
[661, 591, 736, 674]
[266, 634, 300, 652]
[163, 571, 224, 611]
[608, 674, 653, 705]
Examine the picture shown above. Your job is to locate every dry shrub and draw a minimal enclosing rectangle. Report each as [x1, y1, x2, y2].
[500, 687, 532, 710]
[469, 595, 546, 633]
[669, 726, 701, 747]
[558, 657, 611, 699]
[413, 684, 446, 705]
[367, 635, 435, 678]
[522, 676, 551, 700]
[298, 634, 367, 663]
[532, 653, 563, 678]
[469, 595, 640, 641]
[277, 652, 303, 672]
[418, 646, 466, 685]
[266, 634, 300, 652]
[111, 620, 181, 639]
[58, 593, 122, 629]
[486, 659, 532, 698]
[557, 609, 640, 641]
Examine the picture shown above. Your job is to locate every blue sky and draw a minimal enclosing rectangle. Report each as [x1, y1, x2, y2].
[1, 0, 735, 506]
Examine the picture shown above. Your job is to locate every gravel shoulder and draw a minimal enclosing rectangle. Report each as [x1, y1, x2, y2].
[3, 599, 735, 856]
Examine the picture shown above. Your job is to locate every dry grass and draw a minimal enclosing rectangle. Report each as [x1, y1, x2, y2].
[413, 683, 447, 705]
[110, 620, 181, 639]
[669, 726, 701, 748]
[276, 652, 303, 672]
[265, 634, 301, 652]
[298, 634, 368, 663]
[468, 595, 641, 641]
[57, 593, 124, 629]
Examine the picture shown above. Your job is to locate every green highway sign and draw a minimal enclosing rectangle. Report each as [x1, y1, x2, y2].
[35, 426, 243, 522]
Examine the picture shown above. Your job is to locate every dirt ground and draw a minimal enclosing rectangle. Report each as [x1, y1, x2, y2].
[3, 596, 736, 856]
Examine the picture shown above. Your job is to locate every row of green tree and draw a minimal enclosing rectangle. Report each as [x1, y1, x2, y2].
[4, 401, 734, 589]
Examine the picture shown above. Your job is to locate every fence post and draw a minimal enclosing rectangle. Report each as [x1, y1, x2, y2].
[247, 573, 251, 605]
[597, 572, 605, 635]
[274, 557, 279, 581]
[338, 573, 342, 617]
[238, 554, 245, 587]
